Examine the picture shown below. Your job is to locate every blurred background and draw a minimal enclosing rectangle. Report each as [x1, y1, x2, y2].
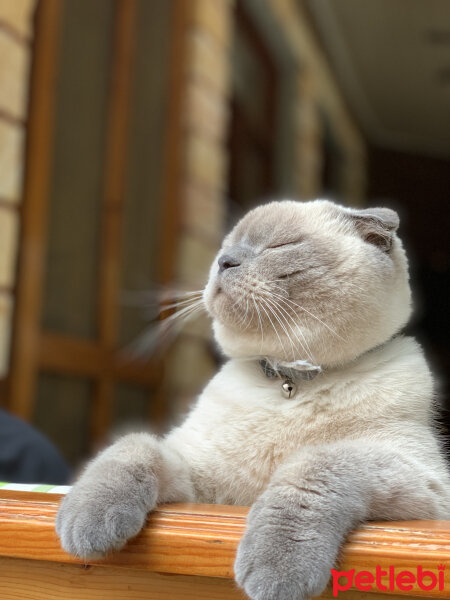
[0, 0, 449, 473]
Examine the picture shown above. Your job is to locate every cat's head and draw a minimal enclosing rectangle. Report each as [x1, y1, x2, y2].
[203, 199, 412, 367]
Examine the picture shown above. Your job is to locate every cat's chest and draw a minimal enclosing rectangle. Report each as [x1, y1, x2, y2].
[177, 365, 343, 503]
[198, 379, 329, 450]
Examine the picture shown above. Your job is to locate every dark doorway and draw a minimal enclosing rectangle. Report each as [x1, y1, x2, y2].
[368, 146, 450, 434]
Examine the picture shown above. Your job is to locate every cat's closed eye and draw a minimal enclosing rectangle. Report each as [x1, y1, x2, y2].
[278, 268, 307, 279]
[266, 240, 300, 250]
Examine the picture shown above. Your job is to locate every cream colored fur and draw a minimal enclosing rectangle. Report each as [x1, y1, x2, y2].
[56, 200, 450, 600]
[162, 335, 450, 507]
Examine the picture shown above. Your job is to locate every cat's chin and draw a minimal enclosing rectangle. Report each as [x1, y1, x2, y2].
[204, 279, 226, 315]
[211, 315, 409, 369]
[206, 288, 232, 321]
[206, 285, 255, 331]
[212, 319, 311, 363]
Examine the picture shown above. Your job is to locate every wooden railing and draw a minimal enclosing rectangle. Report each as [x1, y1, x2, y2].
[1, 490, 450, 599]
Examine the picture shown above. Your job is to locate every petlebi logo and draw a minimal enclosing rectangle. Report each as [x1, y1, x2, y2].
[331, 564, 446, 596]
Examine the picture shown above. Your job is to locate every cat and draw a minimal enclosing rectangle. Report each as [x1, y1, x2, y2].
[56, 199, 450, 600]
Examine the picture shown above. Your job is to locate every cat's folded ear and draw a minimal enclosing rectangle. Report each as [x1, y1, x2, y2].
[347, 207, 400, 252]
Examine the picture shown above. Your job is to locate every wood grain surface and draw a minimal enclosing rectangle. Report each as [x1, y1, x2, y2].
[0, 556, 247, 600]
[1, 490, 450, 597]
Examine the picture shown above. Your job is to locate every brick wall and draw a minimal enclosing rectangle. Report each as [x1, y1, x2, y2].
[164, 0, 367, 415]
[0, 0, 35, 379]
[163, 0, 235, 417]
[178, 0, 233, 275]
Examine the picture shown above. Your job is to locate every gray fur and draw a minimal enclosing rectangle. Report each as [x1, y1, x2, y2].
[56, 433, 194, 558]
[235, 441, 448, 599]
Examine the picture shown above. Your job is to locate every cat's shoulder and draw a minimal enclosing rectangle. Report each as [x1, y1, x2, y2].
[365, 334, 430, 373]
[348, 334, 434, 406]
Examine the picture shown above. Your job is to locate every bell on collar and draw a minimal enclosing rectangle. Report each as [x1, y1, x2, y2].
[281, 377, 297, 399]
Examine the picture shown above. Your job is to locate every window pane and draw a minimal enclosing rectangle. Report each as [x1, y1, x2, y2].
[34, 373, 91, 467]
[118, 0, 173, 348]
[113, 383, 150, 431]
[41, 0, 114, 338]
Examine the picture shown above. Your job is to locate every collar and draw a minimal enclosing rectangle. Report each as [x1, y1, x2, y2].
[258, 336, 396, 400]
[259, 358, 321, 382]
[259, 358, 322, 399]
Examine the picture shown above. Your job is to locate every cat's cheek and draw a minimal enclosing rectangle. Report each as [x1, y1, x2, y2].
[208, 288, 242, 328]
[208, 289, 226, 318]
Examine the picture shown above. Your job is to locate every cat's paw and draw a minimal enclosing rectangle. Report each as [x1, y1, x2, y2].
[56, 468, 158, 560]
[234, 496, 336, 600]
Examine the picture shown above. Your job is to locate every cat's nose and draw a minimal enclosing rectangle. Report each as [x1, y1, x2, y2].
[218, 254, 241, 273]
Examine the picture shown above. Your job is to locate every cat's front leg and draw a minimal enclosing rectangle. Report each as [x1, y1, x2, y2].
[235, 478, 352, 600]
[235, 440, 450, 600]
[56, 432, 193, 559]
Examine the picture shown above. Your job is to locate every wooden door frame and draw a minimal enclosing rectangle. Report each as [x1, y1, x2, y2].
[8, 0, 63, 420]
[8, 0, 189, 446]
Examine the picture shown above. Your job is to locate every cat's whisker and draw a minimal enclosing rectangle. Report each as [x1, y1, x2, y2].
[161, 289, 204, 300]
[241, 296, 252, 332]
[264, 295, 314, 362]
[158, 296, 205, 313]
[231, 297, 248, 329]
[122, 288, 204, 307]
[267, 296, 314, 362]
[124, 297, 206, 359]
[251, 293, 264, 354]
[157, 303, 205, 341]
[272, 290, 346, 348]
[266, 283, 290, 296]
[270, 291, 346, 342]
[150, 303, 205, 344]
[265, 292, 316, 359]
[240, 292, 258, 332]
[258, 298, 289, 360]
[161, 299, 205, 320]
[276, 293, 344, 341]
[263, 297, 300, 362]
[275, 301, 314, 359]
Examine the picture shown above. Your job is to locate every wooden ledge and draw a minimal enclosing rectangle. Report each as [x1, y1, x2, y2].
[1, 490, 450, 597]
[0, 491, 246, 577]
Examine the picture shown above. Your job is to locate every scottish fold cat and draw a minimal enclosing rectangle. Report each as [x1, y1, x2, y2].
[56, 199, 450, 600]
